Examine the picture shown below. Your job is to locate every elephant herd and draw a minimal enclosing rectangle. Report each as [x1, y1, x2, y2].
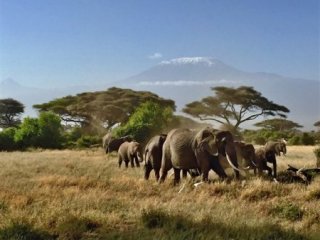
[102, 128, 287, 184]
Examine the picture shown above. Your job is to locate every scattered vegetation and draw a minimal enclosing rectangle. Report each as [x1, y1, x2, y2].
[0, 147, 318, 239]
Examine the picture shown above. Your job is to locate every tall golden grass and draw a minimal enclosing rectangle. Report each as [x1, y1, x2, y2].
[0, 146, 319, 239]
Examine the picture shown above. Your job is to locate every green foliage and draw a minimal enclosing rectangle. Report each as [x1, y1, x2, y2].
[0, 127, 18, 151]
[300, 132, 315, 145]
[14, 112, 63, 149]
[183, 86, 289, 130]
[0, 98, 24, 128]
[34, 87, 175, 133]
[314, 147, 320, 158]
[14, 117, 40, 148]
[76, 135, 100, 148]
[270, 202, 303, 221]
[0, 222, 53, 240]
[114, 101, 174, 143]
[255, 118, 302, 131]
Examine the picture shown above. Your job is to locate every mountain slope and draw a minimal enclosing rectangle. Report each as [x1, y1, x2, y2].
[120, 57, 320, 130]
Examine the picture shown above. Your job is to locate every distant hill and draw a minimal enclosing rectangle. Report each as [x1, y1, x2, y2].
[118, 57, 320, 130]
[1, 57, 319, 130]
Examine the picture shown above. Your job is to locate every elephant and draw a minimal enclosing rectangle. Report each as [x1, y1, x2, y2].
[218, 141, 256, 174]
[264, 139, 287, 156]
[118, 141, 143, 168]
[144, 134, 167, 180]
[159, 128, 240, 184]
[102, 132, 133, 154]
[255, 147, 277, 178]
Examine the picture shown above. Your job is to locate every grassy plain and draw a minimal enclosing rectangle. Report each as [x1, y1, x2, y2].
[0, 146, 319, 239]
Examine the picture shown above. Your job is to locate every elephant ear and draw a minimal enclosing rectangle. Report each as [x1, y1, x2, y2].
[197, 136, 219, 156]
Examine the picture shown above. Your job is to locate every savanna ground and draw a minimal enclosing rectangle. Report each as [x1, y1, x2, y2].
[0, 146, 319, 240]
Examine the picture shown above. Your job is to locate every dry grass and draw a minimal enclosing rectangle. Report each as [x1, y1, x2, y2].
[0, 146, 319, 239]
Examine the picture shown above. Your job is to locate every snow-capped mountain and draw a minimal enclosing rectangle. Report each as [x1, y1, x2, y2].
[120, 57, 320, 130]
[1, 57, 319, 129]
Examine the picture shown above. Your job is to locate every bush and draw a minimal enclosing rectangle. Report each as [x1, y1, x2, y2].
[288, 135, 301, 145]
[76, 135, 100, 148]
[0, 127, 17, 151]
[114, 101, 173, 144]
[301, 132, 315, 145]
[14, 112, 63, 149]
[270, 202, 303, 221]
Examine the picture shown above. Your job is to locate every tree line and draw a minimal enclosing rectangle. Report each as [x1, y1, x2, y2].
[0, 86, 319, 151]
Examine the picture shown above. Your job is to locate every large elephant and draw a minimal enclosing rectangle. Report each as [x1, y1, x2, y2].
[118, 141, 143, 168]
[144, 134, 167, 180]
[159, 128, 240, 184]
[219, 141, 256, 174]
[102, 132, 133, 154]
[255, 147, 277, 178]
[264, 139, 287, 156]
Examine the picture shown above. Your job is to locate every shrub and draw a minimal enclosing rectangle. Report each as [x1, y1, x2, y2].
[76, 135, 100, 148]
[270, 202, 303, 221]
[114, 101, 174, 143]
[14, 112, 63, 149]
[301, 132, 315, 145]
[0, 127, 17, 151]
[288, 135, 301, 145]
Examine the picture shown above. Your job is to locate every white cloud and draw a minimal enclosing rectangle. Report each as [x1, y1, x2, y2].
[148, 52, 162, 59]
[138, 80, 238, 86]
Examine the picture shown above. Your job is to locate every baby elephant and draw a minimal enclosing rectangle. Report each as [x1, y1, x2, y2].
[118, 141, 143, 168]
[255, 147, 277, 178]
[144, 134, 167, 180]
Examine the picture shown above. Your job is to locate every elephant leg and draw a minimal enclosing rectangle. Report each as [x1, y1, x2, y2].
[182, 170, 188, 179]
[118, 156, 122, 168]
[125, 160, 129, 168]
[174, 168, 181, 185]
[135, 156, 140, 167]
[129, 156, 135, 168]
[210, 157, 227, 180]
[159, 169, 168, 183]
[154, 169, 160, 181]
[272, 160, 277, 178]
[144, 164, 152, 180]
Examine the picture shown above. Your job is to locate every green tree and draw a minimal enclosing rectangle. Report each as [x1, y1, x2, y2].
[14, 112, 63, 149]
[254, 118, 302, 132]
[0, 98, 24, 128]
[33, 87, 175, 133]
[114, 102, 174, 143]
[183, 86, 289, 130]
[0, 127, 17, 151]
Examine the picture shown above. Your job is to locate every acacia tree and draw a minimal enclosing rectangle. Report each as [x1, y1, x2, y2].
[254, 118, 302, 132]
[33, 87, 175, 133]
[0, 98, 24, 128]
[183, 86, 289, 129]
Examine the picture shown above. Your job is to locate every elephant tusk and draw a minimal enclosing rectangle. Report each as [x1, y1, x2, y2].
[251, 160, 257, 167]
[243, 166, 251, 170]
[226, 154, 242, 173]
[194, 181, 204, 187]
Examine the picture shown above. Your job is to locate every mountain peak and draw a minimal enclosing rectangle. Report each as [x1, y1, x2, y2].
[159, 57, 218, 66]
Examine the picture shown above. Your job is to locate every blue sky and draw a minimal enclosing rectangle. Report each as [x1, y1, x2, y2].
[0, 0, 319, 87]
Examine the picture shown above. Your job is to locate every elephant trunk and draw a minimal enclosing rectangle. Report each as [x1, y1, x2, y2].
[225, 143, 241, 178]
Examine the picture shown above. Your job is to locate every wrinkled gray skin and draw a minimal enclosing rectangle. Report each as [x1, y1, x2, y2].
[102, 133, 133, 154]
[255, 147, 277, 178]
[264, 140, 287, 156]
[118, 141, 143, 168]
[144, 134, 167, 180]
[220, 141, 255, 169]
[159, 128, 240, 184]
